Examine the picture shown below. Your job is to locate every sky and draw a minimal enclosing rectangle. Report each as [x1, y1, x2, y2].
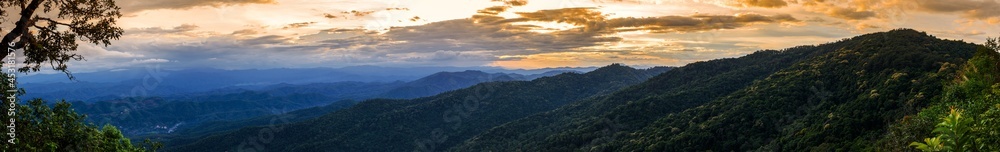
[7, 0, 1000, 72]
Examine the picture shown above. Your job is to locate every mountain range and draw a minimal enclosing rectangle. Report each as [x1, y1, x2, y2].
[20, 66, 596, 102]
[161, 29, 1000, 151]
[69, 69, 577, 136]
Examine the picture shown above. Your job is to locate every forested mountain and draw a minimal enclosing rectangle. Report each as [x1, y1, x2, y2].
[454, 29, 985, 151]
[165, 64, 671, 151]
[73, 91, 343, 136]
[144, 100, 360, 149]
[452, 33, 835, 151]
[886, 45, 1000, 151]
[380, 70, 543, 99]
[71, 70, 555, 136]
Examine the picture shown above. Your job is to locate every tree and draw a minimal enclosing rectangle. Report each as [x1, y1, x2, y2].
[1, 0, 123, 76]
[910, 108, 974, 152]
[0, 98, 159, 151]
[911, 106, 1000, 152]
[1, 1, 148, 151]
[987, 36, 999, 53]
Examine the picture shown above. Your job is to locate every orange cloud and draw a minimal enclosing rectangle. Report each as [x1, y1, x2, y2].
[484, 7, 800, 34]
[117, 0, 277, 14]
[727, 0, 789, 8]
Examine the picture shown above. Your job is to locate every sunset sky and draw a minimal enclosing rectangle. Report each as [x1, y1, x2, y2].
[13, 0, 1000, 72]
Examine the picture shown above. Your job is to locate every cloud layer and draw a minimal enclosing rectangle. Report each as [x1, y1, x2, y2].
[117, 0, 277, 14]
[34, 0, 1000, 72]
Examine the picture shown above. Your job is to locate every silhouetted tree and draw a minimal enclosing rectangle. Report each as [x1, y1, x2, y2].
[1, 0, 123, 77]
[987, 36, 999, 52]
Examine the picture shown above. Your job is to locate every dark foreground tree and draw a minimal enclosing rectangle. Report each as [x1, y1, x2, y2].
[1, 0, 123, 75]
[0, 0, 153, 151]
[0, 98, 161, 151]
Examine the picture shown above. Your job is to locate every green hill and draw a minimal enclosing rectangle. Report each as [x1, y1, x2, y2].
[453, 29, 984, 151]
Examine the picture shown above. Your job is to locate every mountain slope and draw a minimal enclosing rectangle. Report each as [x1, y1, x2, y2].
[452, 40, 830, 152]
[877, 46, 1000, 150]
[166, 64, 669, 152]
[451, 29, 980, 151]
[147, 100, 360, 149]
[379, 70, 526, 99]
[607, 29, 976, 151]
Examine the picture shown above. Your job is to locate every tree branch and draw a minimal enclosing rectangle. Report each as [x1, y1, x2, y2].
[1, 0, 45, 60]
[36, 17, 74, 27]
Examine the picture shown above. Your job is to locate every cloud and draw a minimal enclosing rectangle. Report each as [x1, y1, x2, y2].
[278, 7, 801, 69]
[378, 18, 619, 55]
[241, 35, 295, 45]
[726, 0, 789, 8]
[914, 0, 1000, 20]
[128, 58, 170, 64]
[497, 7, 607, 26]
[231, 29, 260, 35]
[117, 0, 277, 14]
[82, 1, 810, 71]
[321, 7, 411, 19]
[789, 0, 1000, 22]
[77, 43, 145, 59]
[821, 6, 876, 20]
[127, 24, 199, 34]
[485, 8, 800, 33]
[283, 22, 317, 29]
[601, 13, 801, 32]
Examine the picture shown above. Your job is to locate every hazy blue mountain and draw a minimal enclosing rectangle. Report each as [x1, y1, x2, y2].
[68, 69, 570, 136]
[126, 69, 580, 148]
[20, 66, 595, 102]
[164, 64, 669, 152]
[379, 70, 577, 99]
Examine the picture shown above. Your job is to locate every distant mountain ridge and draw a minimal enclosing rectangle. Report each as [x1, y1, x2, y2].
[165, 64, 670, 151]
[21, 66, 595, 102]
[379, 70, 579, 99]
[71, 69, 572, 136]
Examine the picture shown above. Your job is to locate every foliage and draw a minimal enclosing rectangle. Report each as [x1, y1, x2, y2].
[0, 56, 156, 151]
[0, 0, 123, 75]
[910, 108, 987, 152]
[906, 38, 1000, 152]
[986, 36, 999, 53]
[632, 29, 976, 151]
[0, 99, 159, 151]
